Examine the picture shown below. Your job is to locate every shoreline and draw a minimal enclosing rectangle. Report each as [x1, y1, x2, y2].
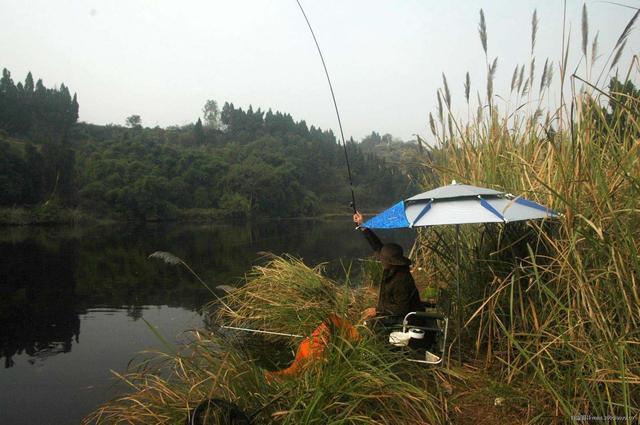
[0, 206, 381, 227]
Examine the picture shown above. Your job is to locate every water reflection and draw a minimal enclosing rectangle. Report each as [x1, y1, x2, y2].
[0, 237, 80, 368]
[0, 219, 415, 370]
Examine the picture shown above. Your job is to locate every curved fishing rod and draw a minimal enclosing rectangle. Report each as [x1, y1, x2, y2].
[295, 0, 357, 213]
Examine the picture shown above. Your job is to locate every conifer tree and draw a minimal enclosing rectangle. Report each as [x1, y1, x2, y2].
[194, 118, 205, 145]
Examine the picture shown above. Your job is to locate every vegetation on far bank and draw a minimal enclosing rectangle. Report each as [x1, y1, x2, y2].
[0, 204, 368, 226]
[1, 70, 421, 223]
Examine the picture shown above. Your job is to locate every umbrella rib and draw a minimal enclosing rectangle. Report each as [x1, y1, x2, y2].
[513, 197, 558, 216]
[410, 200, 433, 227]
[479, 197, 506, 222]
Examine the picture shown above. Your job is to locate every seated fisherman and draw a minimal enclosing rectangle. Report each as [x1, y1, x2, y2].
[353, 211, 422, 327]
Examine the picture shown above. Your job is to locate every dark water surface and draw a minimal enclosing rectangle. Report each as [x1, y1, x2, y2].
[0, 219, 415, 424]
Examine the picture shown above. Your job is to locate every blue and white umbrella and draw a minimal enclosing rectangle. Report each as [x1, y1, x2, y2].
[361, 181, 559, 364]
[362, 182, 558, 229]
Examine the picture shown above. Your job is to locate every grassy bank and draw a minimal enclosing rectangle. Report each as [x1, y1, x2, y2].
[0, 204, 95, 225]
[84, 256, 452, 424]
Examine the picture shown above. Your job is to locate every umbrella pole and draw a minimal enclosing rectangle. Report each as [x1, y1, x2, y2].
[456, 224, 462, 366]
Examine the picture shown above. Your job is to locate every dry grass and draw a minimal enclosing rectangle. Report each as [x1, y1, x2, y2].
[212, 254, 366, 341]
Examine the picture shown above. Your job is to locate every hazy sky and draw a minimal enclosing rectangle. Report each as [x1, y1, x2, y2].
[1, 0, 638, 141]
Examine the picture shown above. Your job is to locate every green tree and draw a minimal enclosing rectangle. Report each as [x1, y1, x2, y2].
[202, 99, 220, 129]
[125, 115, 142, 128]
[24, 72, 34, 93]
[193, 118, 205, 145]
[23, 143, 44, 203]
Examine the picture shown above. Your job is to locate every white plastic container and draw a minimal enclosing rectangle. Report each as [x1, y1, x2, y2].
[389, 331, 412, 347]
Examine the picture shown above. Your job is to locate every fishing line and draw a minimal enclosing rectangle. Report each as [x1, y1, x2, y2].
[295, 0, 357, 213]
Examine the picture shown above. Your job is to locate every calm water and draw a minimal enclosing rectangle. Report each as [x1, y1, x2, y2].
[0, 219, 415, 424]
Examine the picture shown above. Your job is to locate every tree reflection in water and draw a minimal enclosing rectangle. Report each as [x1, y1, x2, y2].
[0, 219, 415, 368]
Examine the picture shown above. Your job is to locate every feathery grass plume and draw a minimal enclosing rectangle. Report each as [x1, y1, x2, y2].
[476, 91, 483, 123]
[464, 72, 471, 104]
[442, 73, 451, 107]
[517, 64, 525, 93]
[149, 251, 182, 265]
[539, 58, 549, 93]
[479, 9, 488, 55]
[607, 7, 639, 72]
[429, 112, 437, 136]
[582, 3, 589, 58]
[545, 61, 554, 89]
[531, 9, 538, 55]
[520, 77, 529, 97]
[149, 251, 218, 297]
[532, 107, 543, 123]
[487, 57, 498, 102]
[437, 91, 444, 124]
[614, 8, 639, 49]
[543, 110, 551, 130]
[610, 39, 627, 70]
[595, 8, 637, 84]
[591, 31, 599, 66]
[510, 65, 519, 93]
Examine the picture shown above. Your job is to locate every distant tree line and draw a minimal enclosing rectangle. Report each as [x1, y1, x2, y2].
[0, 68, 78, 206]
[0, 68, 78, 137]
[1, 67, 415, 220]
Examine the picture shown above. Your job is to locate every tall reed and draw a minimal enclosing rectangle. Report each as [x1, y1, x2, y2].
[418, 5, 640, 421]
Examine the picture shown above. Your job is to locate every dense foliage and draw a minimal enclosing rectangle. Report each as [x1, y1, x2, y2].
[0, 68, 79, 206]
[0, 68, 415, 220]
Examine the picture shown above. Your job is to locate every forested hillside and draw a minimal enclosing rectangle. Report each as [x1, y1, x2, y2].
[0, 68, 418, 221]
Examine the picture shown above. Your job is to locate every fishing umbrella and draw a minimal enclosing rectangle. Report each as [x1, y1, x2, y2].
[361, 181, 559, 364]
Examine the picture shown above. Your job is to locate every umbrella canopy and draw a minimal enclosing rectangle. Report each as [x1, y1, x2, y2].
[360, 182, 558, 365]
[362, 183, 558, 229]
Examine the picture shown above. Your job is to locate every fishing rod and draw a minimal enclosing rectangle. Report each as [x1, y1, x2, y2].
[220, 325, 304, 339]
[295, 0, 357, 214]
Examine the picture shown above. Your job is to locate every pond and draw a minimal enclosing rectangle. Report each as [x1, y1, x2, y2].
[0, 218, 415, 425]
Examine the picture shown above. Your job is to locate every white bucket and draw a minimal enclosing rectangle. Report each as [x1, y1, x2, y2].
[389, 331, 411, 347]
[408, 328, 425, 339]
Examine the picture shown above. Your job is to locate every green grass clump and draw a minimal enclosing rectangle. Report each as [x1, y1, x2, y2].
[213, 254, 369, 341]
[85, 256, 448, 424]
[268, 335, 445, 424]
[83, 331, 270, 425]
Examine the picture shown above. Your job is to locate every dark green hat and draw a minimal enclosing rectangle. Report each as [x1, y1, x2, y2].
[379, 243, 411, 266]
